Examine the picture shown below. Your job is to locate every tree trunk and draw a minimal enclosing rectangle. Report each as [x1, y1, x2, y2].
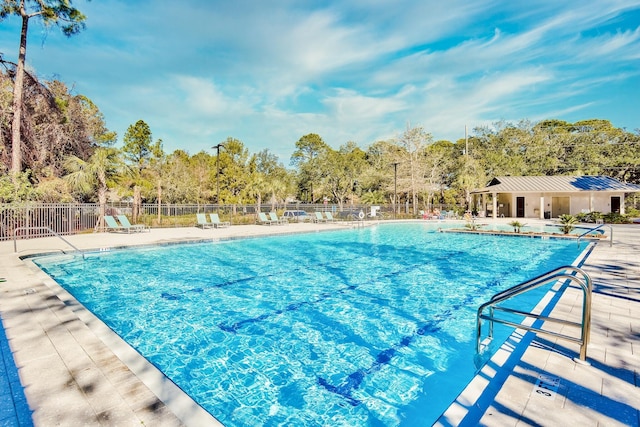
[98, 187, 107, 231]
[133, 185, 141, 222]
[10, 13, 29, 177]
[156, 182, 162, 226]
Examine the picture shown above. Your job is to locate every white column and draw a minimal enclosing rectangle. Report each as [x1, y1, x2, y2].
[492, 192, 498, 219]
[539, 196, 545, 219]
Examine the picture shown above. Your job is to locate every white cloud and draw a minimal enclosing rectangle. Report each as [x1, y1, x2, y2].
[2, 0, 638, 160]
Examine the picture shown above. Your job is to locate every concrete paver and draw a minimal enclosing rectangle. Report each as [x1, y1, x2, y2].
[438, 222, 640, 426]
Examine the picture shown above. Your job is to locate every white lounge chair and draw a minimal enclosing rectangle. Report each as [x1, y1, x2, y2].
[209, 213, 230, 228]
[117, 215, 149, 232]
[314, 212, 327, 223]
[196, 213, 214, 229]
[257, 212, 275, 225]
[269, 212, 288, 225]
[104, 215, 130, 233]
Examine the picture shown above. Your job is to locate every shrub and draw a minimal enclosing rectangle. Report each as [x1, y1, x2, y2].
[558, 214, 578, 234]
[603, 212, 631, 224]
[464, 221, 483, 231]
[576, 211, 603, 223]
[508, 220, 525, 233]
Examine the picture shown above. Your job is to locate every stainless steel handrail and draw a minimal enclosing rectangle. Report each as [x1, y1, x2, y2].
[476, 265, 592, 362]
[13, 226, 83, 256]
[577, 223, 612, 248]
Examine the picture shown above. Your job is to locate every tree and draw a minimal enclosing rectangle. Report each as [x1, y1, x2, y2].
[141, 138, 165, 223]
[321, 142, 366, 210]
[63, 147, 124, 229]
[360, 140, 396, 203]
[1, 0, 87, 177]
[290, 133, 329, 202]
[395, 126, 433, 214]
[162, 150, 195, 203]
[219, 137, 251, 205]
[422, 140, 456, 211]
[248, 149, 291, 210]
[122, 119, 155, 217]
[122, 119, 153, 168]
[189, 150, 215, 206]
[0, 170, 38, 202]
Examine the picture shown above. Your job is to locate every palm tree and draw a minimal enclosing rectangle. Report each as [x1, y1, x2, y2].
[558, 214, 579, 234]
[64, 147, 124, 230]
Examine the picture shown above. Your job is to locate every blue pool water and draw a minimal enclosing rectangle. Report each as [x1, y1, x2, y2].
[34, 223, 584, 426]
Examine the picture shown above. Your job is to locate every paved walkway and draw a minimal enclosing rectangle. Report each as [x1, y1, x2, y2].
[0, 220, 638, 426]
[439, 223, 640, 426]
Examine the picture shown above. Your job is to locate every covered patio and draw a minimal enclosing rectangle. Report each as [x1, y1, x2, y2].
[471, 175, 640, 219]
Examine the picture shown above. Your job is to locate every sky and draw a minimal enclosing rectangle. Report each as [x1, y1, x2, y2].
[1, 0, 639, 163]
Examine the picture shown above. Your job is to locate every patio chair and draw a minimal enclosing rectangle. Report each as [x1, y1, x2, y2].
[313, 212, 328, 223]
[257, 212, 275, 225]
[196, 213, 214, 229]
[324, 212, 335, 222]
[269, 212, 288, 225]
[209, 213, 230, 228]
[117, 215, 150, 232]
[104, 215, 130, 233]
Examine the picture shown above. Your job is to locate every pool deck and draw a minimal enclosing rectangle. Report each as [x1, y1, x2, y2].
[0, 219, 638, 426]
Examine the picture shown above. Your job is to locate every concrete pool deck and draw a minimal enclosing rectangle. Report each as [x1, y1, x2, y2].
[0, 219, 638, 426]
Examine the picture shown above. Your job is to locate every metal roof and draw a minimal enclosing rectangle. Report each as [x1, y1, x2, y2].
[472, 175, 640, 194]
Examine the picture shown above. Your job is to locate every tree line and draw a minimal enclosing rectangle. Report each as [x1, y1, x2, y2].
[2, 67, 639, 214]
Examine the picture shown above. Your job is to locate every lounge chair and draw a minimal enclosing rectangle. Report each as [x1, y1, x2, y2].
[269, 212, 288, 225]
[117, 215, 149, 232]
[196, 213, 214, 229]
[313, 212, 327, 223]
[209, 213, 230, 228]
[324, 212, 335, 222]
[257, 212, 275, 225]
[104, 215, 130, 233]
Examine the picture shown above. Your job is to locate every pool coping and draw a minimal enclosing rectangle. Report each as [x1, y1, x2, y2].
[1, 219, 639, 426]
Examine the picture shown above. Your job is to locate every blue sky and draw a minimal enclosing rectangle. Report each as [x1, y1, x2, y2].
[1, 0, 639, 163]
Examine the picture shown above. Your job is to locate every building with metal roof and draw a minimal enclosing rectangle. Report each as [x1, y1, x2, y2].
[471, 176, 640, 219]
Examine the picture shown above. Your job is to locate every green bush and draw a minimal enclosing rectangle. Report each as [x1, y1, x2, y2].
[603, 212, 631, 224]
[626, 207, 640, 217]
[576, 211, 603, 223]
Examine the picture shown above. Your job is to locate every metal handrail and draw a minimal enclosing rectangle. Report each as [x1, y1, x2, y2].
[476, 265, 592, 362]
[577, 223, 612, 248]
[13, 226, 83, 256]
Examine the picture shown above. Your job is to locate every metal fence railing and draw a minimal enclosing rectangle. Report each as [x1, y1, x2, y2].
[1, 202, 464, 241]
[1, 203, 101, 241]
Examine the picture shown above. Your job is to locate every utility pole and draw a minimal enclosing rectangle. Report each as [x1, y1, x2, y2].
[393, 162, 399, 219]
[212, 143, 226, 212]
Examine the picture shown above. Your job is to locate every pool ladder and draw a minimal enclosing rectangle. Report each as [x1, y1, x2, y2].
[476, 265, 592, 363]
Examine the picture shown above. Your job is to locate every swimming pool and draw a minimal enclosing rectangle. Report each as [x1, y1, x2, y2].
[34, 223, 584, 426]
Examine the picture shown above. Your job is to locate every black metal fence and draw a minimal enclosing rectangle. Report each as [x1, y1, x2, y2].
[1, 202, 464, 241]
[0, 203, 378, 241]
